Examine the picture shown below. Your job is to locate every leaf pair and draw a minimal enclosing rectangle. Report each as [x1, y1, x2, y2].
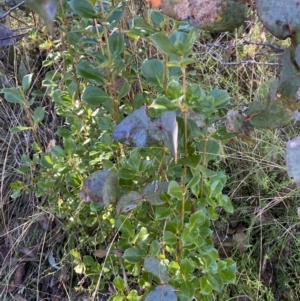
[112, 106, 178, 160]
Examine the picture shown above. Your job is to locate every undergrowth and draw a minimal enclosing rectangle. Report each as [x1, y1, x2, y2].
[0, 1, 300, 301]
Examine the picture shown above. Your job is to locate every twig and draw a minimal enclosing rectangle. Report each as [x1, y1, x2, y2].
[0, 1, 25, 20]
[220, 60, 282, 66]
[0, 31, 29, 42]
[206, 40, 284, 53]
[242, 40, 284, 53]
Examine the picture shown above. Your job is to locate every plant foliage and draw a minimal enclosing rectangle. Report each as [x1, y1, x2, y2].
[3, 0, 300, 299]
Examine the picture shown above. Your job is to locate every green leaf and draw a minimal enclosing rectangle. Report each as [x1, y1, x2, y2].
[10, 126, 31, 133]
[33, 107, 45, 125]
[200, 275, 213, 295]
[187, 85, 206, 102]
[181, 229, 197, 247]
[117, 80, 130, 100]
[123, 247, 143, 264]
[167, 181, 182, 200]
[82, 86, 111, 106]
[169, 31, 189, 56]
[115, 215, 133, 236]
[113, 276, 125, 291]
[184, 28, 199, 53]
[150, 97, 179, 110]
[67, 173, 82, 187]
[166, 80, 183, 99]
[107, 10, 124, 30]
[90, 202, 104, 212]
[109, 33, 125, 57]
[219, 267, 236, 284]
[64, 138, 77, 157]
[149, 240, 161, 257]
[150, 10, 164, 25]
[207, 274, 223, 292]
[1, 88, 24, 104]
[211, 126, 236, 141]
[163, 231, 177, 245]
[40, 155, 53, 168]
[127, 290, 141, 301]
[68, 0, 97, 18]
[197, 139, 221, 165]
[180, 258, 195, 275]
[176, 155, 201, 168]
[207, 207, 219, 220]
[21, 154, 31, 165]
[144, 256, 170, 283]
[219, 194, 234, 213]
[248, 101, 293, 129]
[150, 32, 176, 56]
[210, 89, 231, 108]
[177, 58, 195, 67]
[56, 127, 72, 138]
[83, 255, 95, 266]
[186, 172, 201, 190]
[200, 246, 219, 266]
[154, 206, 171, 220]
[22, 73, 33, 91]
[193, 97, 216, 115]
[50, 145, 66, 158]
[118, 167, 136, 180]
[180, 281, 195, 300]
[76, 61, 105, 84]
[141, 59, 164, 88]
[130, 16, 158, 38]
[189, 210, 206, 228]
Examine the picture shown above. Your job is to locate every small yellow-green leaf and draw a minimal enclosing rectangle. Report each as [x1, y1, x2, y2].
[10, 126, 31, 133]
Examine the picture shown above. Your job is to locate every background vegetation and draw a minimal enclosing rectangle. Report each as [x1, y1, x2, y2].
[0, 1, 300, 301]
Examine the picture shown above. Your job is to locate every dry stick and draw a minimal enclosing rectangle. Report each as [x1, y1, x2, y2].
[206, 41, 284, 53]
[0, 1, 25, 20]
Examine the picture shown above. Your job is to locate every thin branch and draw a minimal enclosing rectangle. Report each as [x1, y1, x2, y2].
[0, 1, 25, 20]
[206, 40, 284, 53]
[220, 60, 282, 66]
[242, 40, 285, 53]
